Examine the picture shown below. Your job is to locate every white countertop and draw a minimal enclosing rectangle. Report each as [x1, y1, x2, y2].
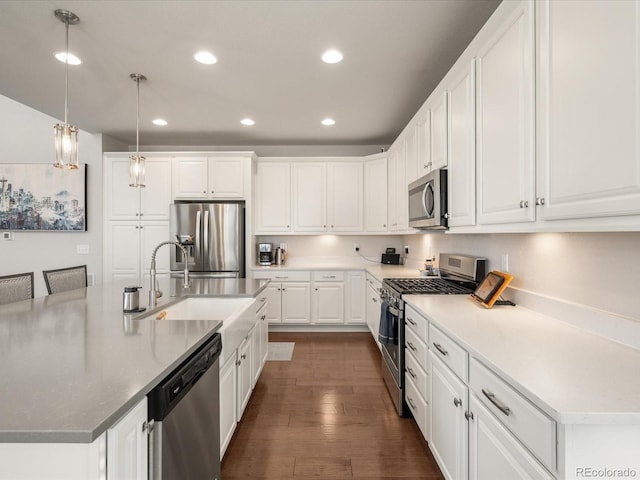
[404, 295, 640, 425]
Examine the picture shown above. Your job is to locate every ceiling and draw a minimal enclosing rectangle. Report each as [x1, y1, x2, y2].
[0, 0, 500, 148]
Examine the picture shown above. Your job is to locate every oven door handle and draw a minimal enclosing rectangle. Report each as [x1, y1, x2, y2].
[387, 305, 400, 316]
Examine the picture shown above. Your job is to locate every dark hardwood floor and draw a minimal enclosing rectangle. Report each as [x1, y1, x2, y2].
[221, 332, 445, 479]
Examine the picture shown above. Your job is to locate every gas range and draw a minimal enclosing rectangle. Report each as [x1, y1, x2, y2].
[378, 254, 486, 418]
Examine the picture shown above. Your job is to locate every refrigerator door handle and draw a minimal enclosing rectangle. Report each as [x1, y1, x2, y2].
[195, 209, 202, 266]
[204, 210, 210, 263]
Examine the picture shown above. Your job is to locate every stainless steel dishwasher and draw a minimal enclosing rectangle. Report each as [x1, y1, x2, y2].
[148, 333, 222, 480]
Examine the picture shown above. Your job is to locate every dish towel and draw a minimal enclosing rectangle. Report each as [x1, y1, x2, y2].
[378, 301, 397, 344]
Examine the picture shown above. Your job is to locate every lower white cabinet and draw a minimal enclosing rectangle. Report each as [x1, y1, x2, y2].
[430, 351, 469, 480]
[468, 394, 554, 480]
[252, 302, 268, 383]
[219, 353, 237, 459]
[107, 397, 148, 480]
[346, 271, 366, 324]
[236, 332, 253, 420]
[365, 274, 382, 348]
[311, 271, 345, 324]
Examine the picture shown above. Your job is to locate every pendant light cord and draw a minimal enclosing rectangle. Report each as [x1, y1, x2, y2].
[64, 19, 69, 125]
[136, 77, 140, 155]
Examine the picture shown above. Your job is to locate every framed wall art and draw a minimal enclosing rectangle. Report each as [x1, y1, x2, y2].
[0, 163, 87, 231]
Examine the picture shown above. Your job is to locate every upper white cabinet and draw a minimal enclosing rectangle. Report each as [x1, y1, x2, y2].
[536, 0, 640, 221]
[105, 156, 172, 220]
[447, 60, 476, 228]
[387, 145, 410, 232]
[476, 0, 535, 225]
[364, 154, 388, 232]
[172, 156, 245, 199]
[404, 126, 419, 183]
[415, 112, 432, 178]
[291, 162, 327, 231]
[255, 162, 291, 233]
[430, 92, 448, 172]
[291, 160, 363, 233]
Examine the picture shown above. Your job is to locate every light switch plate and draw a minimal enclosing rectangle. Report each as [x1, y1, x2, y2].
[77, 244, 89, 254]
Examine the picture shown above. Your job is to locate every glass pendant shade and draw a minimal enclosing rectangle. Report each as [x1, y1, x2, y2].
[53, 9, 80, 170]
[54, 123, 79, 169]
[129, 154, 146, 188]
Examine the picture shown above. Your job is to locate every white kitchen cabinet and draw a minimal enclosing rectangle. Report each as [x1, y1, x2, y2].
[105, 156, 172, 221]
[415, 112, 432, 178]
[346, 271, 366, 324]
[236, 332, 253, 420]
[252, 301, 268, 383]
[536, 0, 640, 222]
[106, 397, 148, 480]
[252, 271, 311, 324]
[476, 0, 535, 225]
[365, 274, 382, 347]
[327, 162, 363, 232]
[468, 394, 554, 480]
[104, 220, 170, 283]
[172, 156, 245, 199]
[404, 304, 430, 441]
[364, 154, 388, 232]
[255, 162, 291, 233]
[430, 352, 468, 480]
[446, 60, 476, 228]
[430, 92, 448, 171]
[387, 145, 409, 232]
[312, 271, 345, 324]
[291, 162, 326, 231]
[282, 282, 312, 324]
[219, 353, 237, 459]
[404, 126, 419, 183]
[291, 161, 363, 233]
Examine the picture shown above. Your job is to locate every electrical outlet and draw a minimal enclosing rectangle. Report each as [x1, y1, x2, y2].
[404, 245, 409, 255]
[501, 253, 509, 272]
[354, 243, 359, 252]
[280, 242, 288, 251]
[77, 244, 89, 254]
[2, 232, 14, 241]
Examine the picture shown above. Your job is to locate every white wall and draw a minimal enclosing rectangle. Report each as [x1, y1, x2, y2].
[0, 94, 104, 298]
[402, 231, 640, 322]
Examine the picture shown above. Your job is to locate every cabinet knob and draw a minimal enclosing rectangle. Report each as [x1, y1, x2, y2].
[315, 288, 318, 291]
[383, 224, 386, 227]
[203, 191, 206, 194]
[453, 397, 462, 408]
[331, 225, 334, 228]
[135, 213, 139, 216]
[519, 200, 529, 208]
[536, 197, 545, 206]
[241, 353, 247, 360]
[465, 411, 474, 421]
[211, 190, 214, 194]
[323, 225, 326, 228]
[139, 213, 143, 216]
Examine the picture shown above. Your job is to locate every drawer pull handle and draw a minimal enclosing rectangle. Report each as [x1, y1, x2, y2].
[407, 317, 417, 326]
[482, 389, 511, 416]
[453, 397, 462, 408]
[407, 341, 417, 352]
[407, 397, 417, 410]
[275, 276, 288, 279]
[323, 275, 336, 279]
[407, 367, 417, 379]
[433, 342, 448, 356]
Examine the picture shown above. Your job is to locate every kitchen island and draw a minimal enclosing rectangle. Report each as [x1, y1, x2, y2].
[0, 277, 268, 444]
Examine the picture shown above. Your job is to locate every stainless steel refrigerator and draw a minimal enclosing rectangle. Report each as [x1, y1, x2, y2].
[170, 201, 245, 278]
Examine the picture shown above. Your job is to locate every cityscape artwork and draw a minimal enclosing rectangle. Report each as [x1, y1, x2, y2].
[0, 163, 86, 231]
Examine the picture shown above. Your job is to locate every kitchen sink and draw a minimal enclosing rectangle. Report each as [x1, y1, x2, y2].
[143, 297, 253, 321]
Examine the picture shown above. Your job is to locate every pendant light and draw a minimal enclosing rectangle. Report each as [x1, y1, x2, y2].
[129, 73, 147, 188]
[53, 9, 80, 169]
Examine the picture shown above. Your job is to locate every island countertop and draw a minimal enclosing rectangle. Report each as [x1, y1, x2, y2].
[0, 277, 268, 444]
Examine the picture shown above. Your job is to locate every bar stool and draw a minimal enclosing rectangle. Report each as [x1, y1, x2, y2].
[0, 272, 34, 305]
[42, 265, 87, 294]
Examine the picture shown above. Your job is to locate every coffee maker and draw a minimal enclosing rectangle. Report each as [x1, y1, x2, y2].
[258, 243, 274, 266]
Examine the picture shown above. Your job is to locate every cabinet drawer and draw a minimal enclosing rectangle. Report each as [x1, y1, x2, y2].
[429, 323, 468, 382]
[312, 271, 346, 282]
[405, 374, 428, 441]
[253, 270, 311, 282]
[469, 358, 556, 472]
[405, 304, 428, 341]
[405, 347, 429, 402]
[405, 327, 428, 366]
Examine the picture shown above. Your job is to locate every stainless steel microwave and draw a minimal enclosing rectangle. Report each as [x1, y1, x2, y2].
[408, 169, 448, 230]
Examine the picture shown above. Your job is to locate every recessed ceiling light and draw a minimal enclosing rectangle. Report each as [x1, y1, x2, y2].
[152, 119, 168, 126]
[194, 51, 218, 65]
[321, 49, 343, 64]
[321, 118, 336, 126]
[54, 52, 82, 65]
[241, 118, 255, 126]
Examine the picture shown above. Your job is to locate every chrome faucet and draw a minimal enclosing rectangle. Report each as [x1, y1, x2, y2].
[149, 241, 190, 306]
